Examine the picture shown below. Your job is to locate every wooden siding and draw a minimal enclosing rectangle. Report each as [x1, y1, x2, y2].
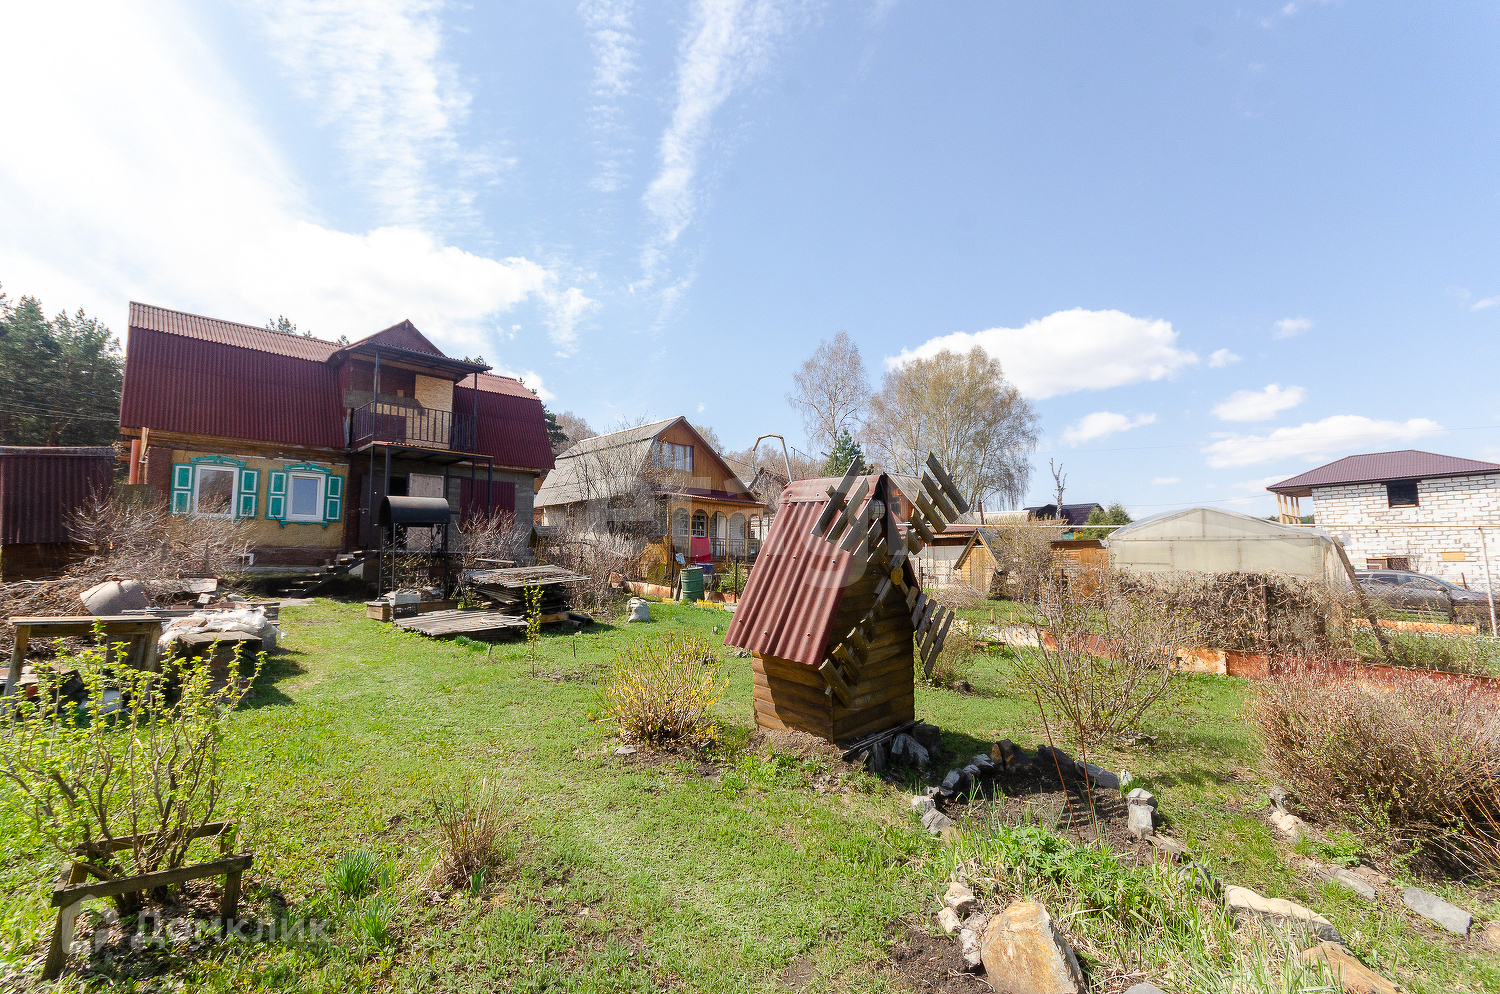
[655, 421, 750, 495]
[751, 568, 916, 742]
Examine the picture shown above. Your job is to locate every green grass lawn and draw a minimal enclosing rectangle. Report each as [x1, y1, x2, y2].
[2, 598, 1496, 992]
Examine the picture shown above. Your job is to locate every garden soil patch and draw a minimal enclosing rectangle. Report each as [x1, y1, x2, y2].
[885, 926, 988, 993]
[939, 759, 1150, 857]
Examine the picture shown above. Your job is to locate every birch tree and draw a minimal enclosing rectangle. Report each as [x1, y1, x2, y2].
[864, 346, 1038, 509]
[786, 331, 870, 452]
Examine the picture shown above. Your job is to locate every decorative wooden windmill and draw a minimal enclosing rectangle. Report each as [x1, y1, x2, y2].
[724, 454, 968, 743]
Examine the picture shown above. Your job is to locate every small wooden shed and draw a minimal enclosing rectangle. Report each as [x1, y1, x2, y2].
[725, 464, 963, 744]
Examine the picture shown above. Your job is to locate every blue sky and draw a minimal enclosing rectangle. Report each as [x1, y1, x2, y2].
[2, 1, 1497, 515]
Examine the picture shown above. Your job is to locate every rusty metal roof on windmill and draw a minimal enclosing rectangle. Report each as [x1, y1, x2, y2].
[725, 474, 916, 667]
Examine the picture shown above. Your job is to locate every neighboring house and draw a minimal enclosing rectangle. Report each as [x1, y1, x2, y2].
[534, 417, 763, 573]
[1023, 502, 1104, 538]
[0, 447, 115, 580]
[118, 303, 553, 566]
[954, 528, 1107, 595]
[1266, 449, 1500, 586]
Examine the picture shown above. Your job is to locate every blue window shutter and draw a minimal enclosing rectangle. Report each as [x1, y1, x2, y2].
[267, 471, 287, 520]
[324, 474, 344, 522]
[170, 463, 192, 516]
[237, 469, 259, 519]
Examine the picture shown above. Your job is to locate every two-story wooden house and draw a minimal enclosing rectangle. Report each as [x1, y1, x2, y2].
[534, 417, 763, 576]
[118, 303, 553, 566]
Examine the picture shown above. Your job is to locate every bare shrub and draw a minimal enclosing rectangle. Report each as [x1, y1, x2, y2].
[597, 632, 725, 747]
[988, 521, 1064, 603]
[1114, 570, 1338, 657]
[64, 489, 251, 595]
[939, 583, 987, 611]
[0, 644, 259, 911]
[428, 780, 509, 892]
[1015, 572, 1198, 754]
[927, 627, 979, 687]
[1252, 671, 1500, 871]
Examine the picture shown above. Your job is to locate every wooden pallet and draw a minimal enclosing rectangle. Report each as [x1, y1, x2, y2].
[394, 609, 528, 638]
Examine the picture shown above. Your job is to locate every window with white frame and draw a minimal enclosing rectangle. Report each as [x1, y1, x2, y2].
[194, 465, 238, 517]
[286, 472, 326, 522]
[653, 441, 694, 472]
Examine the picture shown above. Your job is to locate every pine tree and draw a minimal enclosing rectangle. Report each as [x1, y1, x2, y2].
[821, 429, 866, 478]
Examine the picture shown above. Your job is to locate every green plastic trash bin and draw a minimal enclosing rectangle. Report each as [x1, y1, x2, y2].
[680, 566, 704, 602]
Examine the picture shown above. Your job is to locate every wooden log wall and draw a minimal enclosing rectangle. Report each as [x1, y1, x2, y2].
[751, 566, 916, 742]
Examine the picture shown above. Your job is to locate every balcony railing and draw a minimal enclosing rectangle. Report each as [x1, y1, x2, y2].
[351, 402, 476, 452]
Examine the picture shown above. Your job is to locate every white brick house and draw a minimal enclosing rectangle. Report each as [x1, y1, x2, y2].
[1267, 450, 1500, 590]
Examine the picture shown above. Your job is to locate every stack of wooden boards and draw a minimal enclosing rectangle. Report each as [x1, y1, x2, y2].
[465, 565, 586, 618]
[390, 564, 590, 641]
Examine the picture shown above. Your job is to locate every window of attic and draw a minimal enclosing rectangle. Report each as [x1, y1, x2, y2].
[288, 472, 325, 522]
[1386, 480, 1418, 508]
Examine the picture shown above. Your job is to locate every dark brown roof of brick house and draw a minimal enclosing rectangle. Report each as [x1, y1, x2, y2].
[1267, 449, 1500, 496]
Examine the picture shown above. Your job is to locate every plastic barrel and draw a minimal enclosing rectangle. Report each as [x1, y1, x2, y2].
[679, 567, 704, 602]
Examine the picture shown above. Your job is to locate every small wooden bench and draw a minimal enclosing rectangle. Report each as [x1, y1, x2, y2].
[43, 820, 251, 980]
[3, 616, 166, 697]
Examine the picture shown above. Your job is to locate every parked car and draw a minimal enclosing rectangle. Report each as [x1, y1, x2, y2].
[1354, 569, 1493, 623]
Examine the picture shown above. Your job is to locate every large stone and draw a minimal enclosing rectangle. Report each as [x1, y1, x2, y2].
[1037, 745, 1075, 773]
[1299, 942, 1397, 994]
[993, 739, 1020, 768]
[1330, 869, 1377, 902]
[1269, 809, 1307, 842]
[943, 881, 979, 916]
[980, 902, 1085, 994]
[922, 808, 955, 834]
[80, 579, 148, 615]
[940, 768, 968, 793]
[936, 907, 962, 934]
[1126, 804, 1155, 840]
[626, 598, 651, 622]
[912, 722, 943, 753]
[1149, 834, 1188, 862]
[971, 753, 999, 774]
[958, 928, 983, 971]
[893, 734, 930, 765]
[1126, 788, 1157, 810]
[1400, 886, 1471, 936]
[1225, 885, 1341, 943]
[1075, 761, 1121, 791]
[911, 795, 935, 814]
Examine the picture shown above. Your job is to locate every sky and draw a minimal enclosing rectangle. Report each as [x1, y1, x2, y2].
[2, 1, 1497, 517]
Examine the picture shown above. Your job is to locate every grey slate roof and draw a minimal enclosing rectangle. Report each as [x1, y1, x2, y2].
[1266, 450, 1500, 495]
[534, 418, 677, 507]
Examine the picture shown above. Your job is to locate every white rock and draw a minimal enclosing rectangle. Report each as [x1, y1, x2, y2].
[921, 808, 955, 834]
[1126, 788, 1157, 809]
[937, 906, 962, 934]
[627, 598, 651, 622]
[911, 795, 935, 814]
[958, 928, 983, 970]
[1268, 809, 1306, 842]
[1126, 804, 1155, 840]
[1224, 885, 1341, 943]
[943, 881, 979, 916]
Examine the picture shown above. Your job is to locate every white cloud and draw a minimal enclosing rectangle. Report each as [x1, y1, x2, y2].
[540, 286, 600, 356]
[249, 0, 482, 224]
[1211, 383, 1306, 422]
[1202, 415, 1444, 469]
[1061, 411, 1157, 446]
[1272, 316, 1312, 339]
[580, 0, 640, 194]
[0, 0, 575, 363]
[641, 0, 806, 273]
[1208, 348, 1241, 368]
[1150, 477, 1179, 485]
[1472, 296, 1500, 312]
[696, 402, 706, 413]
[887, 309, 1198, 400]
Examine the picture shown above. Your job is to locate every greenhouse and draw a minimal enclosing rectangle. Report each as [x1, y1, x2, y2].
[1106, 506, 1338, 579]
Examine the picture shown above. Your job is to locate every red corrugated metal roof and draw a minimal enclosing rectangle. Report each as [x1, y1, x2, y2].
[128, 302, 342, 362]
[120, 325, 347, 447]
[725, 475, 913, 668]
[454, 384, 555, 471]
[345, 319, 447, 356]
[0, 447, 114, 545]
[1267, 449, 1500, 495]
[472, 371, 537, 399]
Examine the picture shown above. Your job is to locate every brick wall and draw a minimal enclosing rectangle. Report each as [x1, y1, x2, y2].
[1310, 473, 1500, 589]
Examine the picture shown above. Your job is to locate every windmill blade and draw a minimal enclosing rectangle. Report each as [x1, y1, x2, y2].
[818, 659, 853, 706]
[925, 453, 969, 515]
[913, 491, 946, 533]
[921, 609, 955, 679]
[821, 478, 870, 548]
[832, 643, 863, 682]
[812, 460, 862, 538]
[920, 473, 960, 524]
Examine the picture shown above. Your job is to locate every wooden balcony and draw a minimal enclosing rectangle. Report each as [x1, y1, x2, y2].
[351, 402, 476, 453]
